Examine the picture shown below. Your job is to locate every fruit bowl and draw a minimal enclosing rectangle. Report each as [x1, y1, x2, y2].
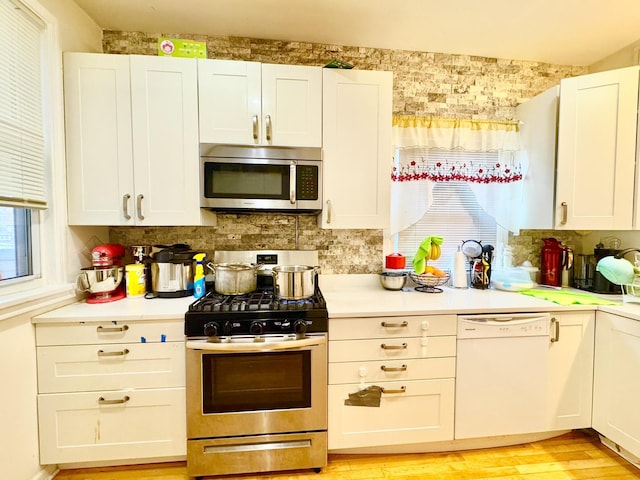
[409, 271, 450, 293]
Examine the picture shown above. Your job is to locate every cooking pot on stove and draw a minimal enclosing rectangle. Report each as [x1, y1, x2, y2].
[210, 263, 261, 295]
[272, 265, 319, 300]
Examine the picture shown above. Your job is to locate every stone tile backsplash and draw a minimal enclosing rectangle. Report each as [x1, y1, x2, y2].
[103, 31, 588, 273]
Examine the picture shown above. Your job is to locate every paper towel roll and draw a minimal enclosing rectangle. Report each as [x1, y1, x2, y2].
[452, 251, 468, 288]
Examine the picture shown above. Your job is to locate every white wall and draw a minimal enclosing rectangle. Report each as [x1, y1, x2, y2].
[0, 2, 102, 479]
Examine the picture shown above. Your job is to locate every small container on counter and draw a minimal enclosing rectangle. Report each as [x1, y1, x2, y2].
[125, 263, 146, 298]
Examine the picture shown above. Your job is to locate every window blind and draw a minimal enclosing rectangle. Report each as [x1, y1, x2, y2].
[0, 0, 47, 209]
[396, 149, 498, 269]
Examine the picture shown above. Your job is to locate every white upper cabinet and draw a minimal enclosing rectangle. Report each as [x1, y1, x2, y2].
[321, 69, 393, 229]
[198, 60, 322, 147]
[555, 66, 640, 230]
[515, 86, 559, 230]
[64, 53, 201, 226]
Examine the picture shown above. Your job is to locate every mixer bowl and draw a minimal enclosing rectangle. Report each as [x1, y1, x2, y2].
[77, 266, 124, 294]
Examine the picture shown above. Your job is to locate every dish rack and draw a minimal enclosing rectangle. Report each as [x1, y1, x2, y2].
[622, 274, 640, 303]
[409, 272, 450, 293]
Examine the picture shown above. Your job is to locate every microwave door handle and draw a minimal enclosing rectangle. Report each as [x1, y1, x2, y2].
[290, 162, 296, 204]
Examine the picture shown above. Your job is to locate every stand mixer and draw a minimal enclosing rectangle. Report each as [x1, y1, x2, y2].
[77, 244, 126, 303]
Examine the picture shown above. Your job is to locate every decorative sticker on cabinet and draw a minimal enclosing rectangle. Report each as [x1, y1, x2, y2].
[158, 38, 207, 58]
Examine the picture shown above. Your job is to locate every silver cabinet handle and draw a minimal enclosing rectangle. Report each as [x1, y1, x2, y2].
[560, 201, 568, 225]
[97, 348, 130, 357]
[98, 395, 130, 405]
[122, 194, 131, 220]
[381, 386, 406, 394]
[265, 114, 272, 141]
[97, 325, 129, 333]
[252, 115, 259, 140]
[381, 343, 408, 350]
[551, 317, 560, 343]
[290, 162, 296, 204]
[381, 364, 407, 372]
[381, 321, 408, 328]
[136, 194, 144, 220]
[325, 200, 332, 224]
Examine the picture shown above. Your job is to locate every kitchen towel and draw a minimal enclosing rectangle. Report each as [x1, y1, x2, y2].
[519, 289, 619, 305]
[413, 236, 443, 273]
[451, 250, 468, 288]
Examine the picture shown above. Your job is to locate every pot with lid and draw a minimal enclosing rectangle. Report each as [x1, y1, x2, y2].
[150, 244, 197, 297]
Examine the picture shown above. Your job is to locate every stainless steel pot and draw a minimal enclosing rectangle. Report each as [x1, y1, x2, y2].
[76, 266, 124, 294]
[211, 263, 260, 295]
[272, 265, 319, 300]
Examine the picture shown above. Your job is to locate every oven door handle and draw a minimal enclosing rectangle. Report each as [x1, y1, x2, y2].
[186, 335, 326, 352]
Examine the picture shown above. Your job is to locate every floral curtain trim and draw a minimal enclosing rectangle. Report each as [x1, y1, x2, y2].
[392, 115, 521, 152]
[391, 154, 524, 184]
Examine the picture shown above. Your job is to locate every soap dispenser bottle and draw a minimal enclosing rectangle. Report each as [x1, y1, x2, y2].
[193, 253, 206, 299]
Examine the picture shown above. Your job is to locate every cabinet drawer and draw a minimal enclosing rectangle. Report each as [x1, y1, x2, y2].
[329, 315, 456, 340]
[37, 342, 185, 393]
[329, 336, 456, 362]
[328, 379, 454, 450]
[38, 387, 186, 465]
[35, 320, 184, 346]
[329, 357, 455, 384]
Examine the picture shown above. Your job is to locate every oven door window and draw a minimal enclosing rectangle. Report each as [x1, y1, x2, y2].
[202, 351, 311, 413]
[203, 162, 290, 200]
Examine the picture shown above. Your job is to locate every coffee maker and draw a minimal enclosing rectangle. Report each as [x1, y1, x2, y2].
[76, 244, 126, 303]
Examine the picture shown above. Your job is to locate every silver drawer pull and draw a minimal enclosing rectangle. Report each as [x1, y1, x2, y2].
[381, 364, 407, 372]
[97, 348, 130, 357]
[381, 321, 408, 328]
[97, 325, 129, 333]
[381, 343, 408, 350]
[381, 386, 406, 394]
[98, 395, 130, 405]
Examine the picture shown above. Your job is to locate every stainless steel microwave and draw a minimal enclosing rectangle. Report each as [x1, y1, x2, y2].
[200, 144, 322, 212]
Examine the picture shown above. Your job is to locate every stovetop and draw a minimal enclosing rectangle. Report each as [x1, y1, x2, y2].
[189, 287, 326, 313]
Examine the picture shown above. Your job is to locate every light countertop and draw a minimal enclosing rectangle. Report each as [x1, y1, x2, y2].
[32, 274, 640, 323]
[319, 274, 626, 318]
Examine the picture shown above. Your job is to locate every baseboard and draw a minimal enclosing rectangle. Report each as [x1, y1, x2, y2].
[32, 465, 58, 480]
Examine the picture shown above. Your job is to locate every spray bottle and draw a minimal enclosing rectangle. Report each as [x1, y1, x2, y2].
[193, 253, 206, 299]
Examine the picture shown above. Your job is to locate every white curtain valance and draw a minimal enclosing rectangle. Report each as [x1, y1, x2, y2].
[390, 116, 525, 235]
[392, 116, 520, 152]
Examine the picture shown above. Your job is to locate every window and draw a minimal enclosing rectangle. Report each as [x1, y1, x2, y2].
[393, 149, 503, 270]
[0, 0, 48, 288]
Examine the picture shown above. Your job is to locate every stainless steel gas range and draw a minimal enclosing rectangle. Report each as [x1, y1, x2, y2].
[184, 250, 328, 479]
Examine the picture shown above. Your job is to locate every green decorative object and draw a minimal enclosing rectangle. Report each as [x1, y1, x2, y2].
[158, 38, 207, 58]
[324, 59, 353, 69]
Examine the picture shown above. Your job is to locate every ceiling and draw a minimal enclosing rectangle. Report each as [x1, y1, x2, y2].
[71, 0, 640, 66]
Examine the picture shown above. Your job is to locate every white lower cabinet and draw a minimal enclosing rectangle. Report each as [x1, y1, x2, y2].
[34, 319, 186, 465]
[328, 315, 456, 450]
[593, 311, 640, 459]
[38, 388, 185, 465]
[547, 311, 595, 430]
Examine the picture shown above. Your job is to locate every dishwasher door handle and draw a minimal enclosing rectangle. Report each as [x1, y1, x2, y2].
[462, 316, 548, 326]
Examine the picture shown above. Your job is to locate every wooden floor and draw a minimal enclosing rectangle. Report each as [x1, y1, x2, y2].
[53, 430, 640, 480]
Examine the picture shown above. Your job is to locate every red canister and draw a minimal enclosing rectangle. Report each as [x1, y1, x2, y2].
[385, 253, 406, 269]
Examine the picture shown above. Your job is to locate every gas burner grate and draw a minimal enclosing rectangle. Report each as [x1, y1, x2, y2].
[189, 288, 326, 313]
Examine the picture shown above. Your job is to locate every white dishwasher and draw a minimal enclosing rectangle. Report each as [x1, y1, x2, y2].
[455, 312, 551, 439]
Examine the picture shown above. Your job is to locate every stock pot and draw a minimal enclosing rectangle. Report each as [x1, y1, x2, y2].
[272, 265, 319, 300]
[211, 263, 260, 295]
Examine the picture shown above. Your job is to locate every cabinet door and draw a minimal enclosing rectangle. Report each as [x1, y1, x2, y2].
[321, 69, 393, 229]
[547, 311, 594, 430]
[38, 387, 186, 465]
[261, 64, 322, 147]
[197, 59, 261, 144]
[593, 311, 640, 458]
[130, 55, 200, 225]
[555, 66, 639, 230]
[64, 53, 135, 226]
[328, 379, 454, 450]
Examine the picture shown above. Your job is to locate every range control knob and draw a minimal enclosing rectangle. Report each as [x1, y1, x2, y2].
[293, 320, 308, 335]
[222, 321, 233, 336]
[203, 322, 219, 337]
[249, 321, 265, 335]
